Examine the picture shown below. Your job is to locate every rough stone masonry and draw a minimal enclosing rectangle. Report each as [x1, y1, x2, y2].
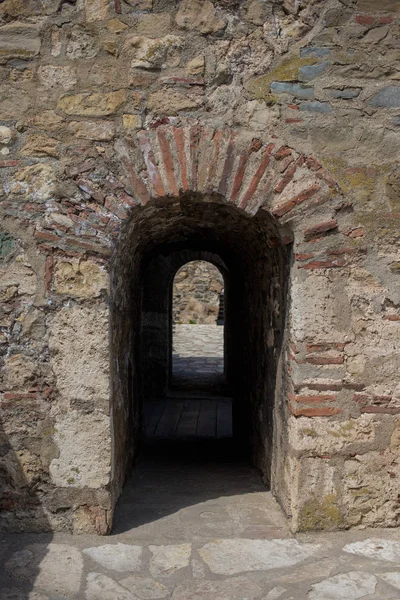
[0, 0, 399, 535]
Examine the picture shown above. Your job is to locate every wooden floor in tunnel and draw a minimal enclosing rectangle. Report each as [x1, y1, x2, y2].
[144, 397, 233, 439]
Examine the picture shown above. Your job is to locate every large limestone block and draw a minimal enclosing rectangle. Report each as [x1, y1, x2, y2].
[6, 164, 56, 201]
[69, 120, 115, 141]
[50, 409, 111, 488]
[0, 22, 41, 63]
[38, 65, 77, 90]
[66, 26, 98, 59]
[290, 272, 350, 342]
[58, 90, 127, 116]
[124, 35, 184, 69]
[3, 354, 37, 390]
[175, 0, 226, 34]
[21, 134, 59, 158]
[85, 0, 113, 22]
[0, 254, 37, 297]
[53, 260, 108, 299]
[147, 90, 200, 114]
[288, 415, 378, 456]
[48, 303, 110, 410]
[342, 451, 400, 527]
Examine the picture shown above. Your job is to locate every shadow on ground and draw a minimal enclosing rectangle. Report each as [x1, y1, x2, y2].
[112, 439, 288, 540]
[0, 420, 53, 599]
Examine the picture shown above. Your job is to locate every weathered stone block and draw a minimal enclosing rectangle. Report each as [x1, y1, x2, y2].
[106, 18, 128, 34]
[328, 87, 361, 99]
[270, 82, 314, 99]
[0, 22, 41, 63]
[299, 61, 329, 82]
[21, 135, 59, 158]
[186, 55, 205, 76]
[53, 260, 108, 298]
[343, 450, 400, 527]
[175, 0, 226, 34]
[66, 26, 98, 60]
[124, 35, 184, 69]
[288, 414, 379, 456]
[6, 164, 56, 200]
[147, 89, 200, 114]
[135, 13, 172, 36]
[68, 120, 115, 141]
[85, 0, 113, 22]
[50, 410, 111, 488]
[300, 101, 333, 113]
[58, 90, 127, 116]
[368, 86, 400, 108]
[38, 65, 77, 90]
[122, 114, 142, 131]
[48, 303, 110, 411]
[3, 354, 37, 390]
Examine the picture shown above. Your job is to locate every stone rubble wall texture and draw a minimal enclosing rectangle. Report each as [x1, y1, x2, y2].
[172, 260, 224, 324]
[0, 0, 399, 534]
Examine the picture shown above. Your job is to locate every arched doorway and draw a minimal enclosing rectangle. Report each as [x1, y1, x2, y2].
[110, 193, 291, 509]
[171, 260, 225, 392]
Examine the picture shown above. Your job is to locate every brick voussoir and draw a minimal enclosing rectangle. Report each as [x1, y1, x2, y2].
[189, 124, 202, 192]
[137, 129, 165, 198]
[197, 126, 216, 194]
[172, 126, 189, 193]
[272, 183, 321, 217]
[238, 143, 274, 210]
[157, 127, 179, 197]
[205, 129, 223, 193]
[218, 131, 236, 198]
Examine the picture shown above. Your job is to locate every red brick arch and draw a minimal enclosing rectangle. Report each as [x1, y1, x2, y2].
[117, 119, 341, 230]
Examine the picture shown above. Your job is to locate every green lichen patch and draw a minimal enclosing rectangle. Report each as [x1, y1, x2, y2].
[329, 421, 355, 438]
[244, 55, 317, 100]
[299, 494, 344, 530]
[301, 427, 317, 438]
[350, 487, 371, 497]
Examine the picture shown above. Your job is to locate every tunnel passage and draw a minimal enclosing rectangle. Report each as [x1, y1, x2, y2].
[110, 194, 291, 497]
[171, 260, 226, 392]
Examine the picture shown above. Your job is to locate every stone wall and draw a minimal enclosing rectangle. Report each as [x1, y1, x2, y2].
[173, 260, 223, 324]
[0, 0, 399, 533]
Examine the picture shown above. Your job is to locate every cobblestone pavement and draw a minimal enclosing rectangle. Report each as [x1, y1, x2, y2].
[172, 325, 224, 389]
[1, 442, 400, 600]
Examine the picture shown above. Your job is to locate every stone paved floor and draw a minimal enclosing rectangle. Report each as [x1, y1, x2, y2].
[172, 325, 224, 389]
[1, 440, 400, 599]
